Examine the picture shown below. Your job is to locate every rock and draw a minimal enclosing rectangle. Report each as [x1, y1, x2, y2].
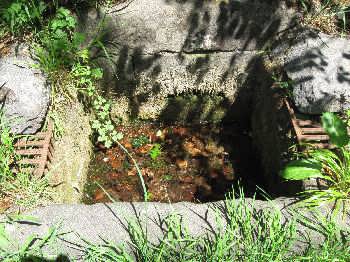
[78, 0, 296, 121]
[283, 31, 350, 114]
[2, 198, 342, 260]
[0, 45, 50, 134]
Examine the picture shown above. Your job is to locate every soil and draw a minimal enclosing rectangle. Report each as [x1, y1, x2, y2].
[83, 122, 264, 204]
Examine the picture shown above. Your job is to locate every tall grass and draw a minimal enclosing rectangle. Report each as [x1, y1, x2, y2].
[79, 190, 350, 262]
[0, 112, 17, 182]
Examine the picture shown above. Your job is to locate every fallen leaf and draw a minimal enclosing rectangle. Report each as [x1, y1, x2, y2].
[205, 141, 224, 154]
[127, 168, 137, 176]
[94, 189, 105, 201]
[183, 141, 202, 156]
[180, 176, 193, 183]
[176, 159, 188, 169]
[110, 159, 122, 169]
[107, 172, 120, 180]
[144, 168, 155, 179]
[172, 127, 188, 136]
[137, 144, 153, 154]
[124, 141, 132, 149]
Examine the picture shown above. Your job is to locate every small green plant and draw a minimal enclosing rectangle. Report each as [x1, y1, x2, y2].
[0, 0, 46, 35]
[72, 50, 123, 148]
[149, 143, 162, 160]
[145, 158, 166, 170]
[131, 135, 149, 148]
[281, 112, 350, 208]
[298, 0, 350, 35]
[272, 73, 293, 97]
[34, 7, 85, 73]
[0, 112, 17, 183]
[162, 173, 173, 181]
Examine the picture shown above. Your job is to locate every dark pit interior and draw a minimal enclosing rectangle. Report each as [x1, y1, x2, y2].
[83, 120, 265, 203]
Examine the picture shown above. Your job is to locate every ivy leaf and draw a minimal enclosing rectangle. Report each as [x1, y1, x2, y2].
[105, 140, 112, 148]
[91, 120, 101, 129]
[98, 134, 107, 142]
[112, 132, 123, 141]
[321, 112, 349, 147]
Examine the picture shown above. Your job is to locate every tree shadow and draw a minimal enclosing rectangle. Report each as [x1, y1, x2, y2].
[77, 0, 350, 198]
[18, 254, 71, 262]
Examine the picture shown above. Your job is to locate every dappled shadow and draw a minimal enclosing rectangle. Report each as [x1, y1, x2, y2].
[95, 200, 350, 259]
[78, 0, 350, 197]
[19, 254, 71, 262]
[81, 0, 301, 121]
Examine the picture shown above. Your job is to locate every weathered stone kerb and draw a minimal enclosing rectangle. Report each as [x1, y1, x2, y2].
[79, 0, 296, 120]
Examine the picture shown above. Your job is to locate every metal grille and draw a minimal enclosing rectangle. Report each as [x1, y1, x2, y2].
[14, 121, 54, 177]
[285, 99, 333, 149]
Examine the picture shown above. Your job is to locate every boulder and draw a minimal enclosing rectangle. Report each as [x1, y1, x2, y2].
[0, 45, 50, 134]
[283, 31, 350, 114]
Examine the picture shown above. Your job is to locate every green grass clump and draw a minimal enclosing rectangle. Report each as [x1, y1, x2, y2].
[0, 0, 46, 36]
[34, 6, 85, 74]
[0, 189, 350, 261]
[0, 112, 17, 182]
[79, 190, 350, 261]
[0, 112, 54, 210]
[281, 112, 350, 209]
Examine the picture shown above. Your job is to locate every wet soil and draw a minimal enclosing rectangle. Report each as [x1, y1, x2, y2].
[83, 122, 264, 204]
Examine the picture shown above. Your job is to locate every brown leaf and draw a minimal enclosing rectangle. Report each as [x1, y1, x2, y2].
[110, 159, 122, 169]
[176, 159, 188, 169]
[183, 141, 202, 156]
[137, 144, 153, 154]
[172, 127, 188, 136]
[127, 168, 138, 176]
[94, 189, 105, 201]
[107, 172, 120, 180]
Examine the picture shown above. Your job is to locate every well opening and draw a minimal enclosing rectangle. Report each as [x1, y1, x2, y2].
[83, 91, 269, 204]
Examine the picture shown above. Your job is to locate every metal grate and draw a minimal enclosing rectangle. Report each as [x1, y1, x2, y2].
[14, 121, 54, 177]
[285, 99, 333, 149]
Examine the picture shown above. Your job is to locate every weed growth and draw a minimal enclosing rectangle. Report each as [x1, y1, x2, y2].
[0, 217, 62, 261]
[281, 112, 350, 209]
[131, 135, 149, 149]
[34, 7, 84, 74]
[0, 112, 17, 183]
[72, 50, 123, 148]
[0, 0, 46, 36]
[298, 0, 350, 35]
[79, 189, 350, 261]
[149, 143, 162, 160]
[0, 112, 54, 210]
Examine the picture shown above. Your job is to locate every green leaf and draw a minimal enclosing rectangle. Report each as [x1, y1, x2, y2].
[72, 33, 85, 47]
[91, 120, 101, 129]
[112, 132, 123, 141]
[281, 159, 324, 180]
[321, 112, 349, 147]
[91, 68, 103, 79]
[105, 140, 112, 148]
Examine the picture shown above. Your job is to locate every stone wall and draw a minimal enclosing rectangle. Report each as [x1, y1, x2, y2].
[79, 0, 297, 122]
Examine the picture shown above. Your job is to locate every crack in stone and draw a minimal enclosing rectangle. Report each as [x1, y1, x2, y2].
[140, 49, 259, 56]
